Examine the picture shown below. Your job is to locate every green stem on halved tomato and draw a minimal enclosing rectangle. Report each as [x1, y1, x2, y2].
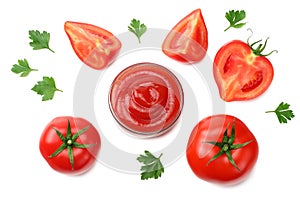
[247, 28, 278, 56]
[49, 119, 95, 170]
[204, 119, 254, 171]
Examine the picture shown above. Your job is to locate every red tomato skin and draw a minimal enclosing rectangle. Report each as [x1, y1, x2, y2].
[39, 117, 101, 175]
[213, 40, 274, 101]
[162, 8, 208, 63]
[64, 21, 122, 70]
[186, 115, 259, 185]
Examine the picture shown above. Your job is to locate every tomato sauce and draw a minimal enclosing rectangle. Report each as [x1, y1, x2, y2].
[109, 62, 183, 137]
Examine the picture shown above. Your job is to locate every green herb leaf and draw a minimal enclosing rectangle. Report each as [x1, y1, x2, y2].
[266, 102, 295, 124]
[224, 10, 246, 31]
[31, 76, 62, 101]
[11, 59, 38, 77]
[29, 30, 55, 53]
[128, 18, 147, 43]
[137, 150, 164, 180]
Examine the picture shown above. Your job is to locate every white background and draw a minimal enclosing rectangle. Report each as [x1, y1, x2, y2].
[1, 0, 299, 199]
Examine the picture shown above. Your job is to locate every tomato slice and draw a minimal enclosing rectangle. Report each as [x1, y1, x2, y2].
[162, 9, 208, 63]
[64, 21, 122, 70]
[213, 40, 274, 101]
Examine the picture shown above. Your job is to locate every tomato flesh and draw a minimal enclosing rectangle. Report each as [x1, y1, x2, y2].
[64, 21, 122, 70]
[186, 115, 259, 185]
[162, 9, 208, 63]
[241, 71, 263, 92]
[213, 40, 274, 101]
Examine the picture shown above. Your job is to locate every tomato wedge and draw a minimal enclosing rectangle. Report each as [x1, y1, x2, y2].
[213, 37, 276, 101]
[162, 8, 208, 63]
[64, 21, 122, 70]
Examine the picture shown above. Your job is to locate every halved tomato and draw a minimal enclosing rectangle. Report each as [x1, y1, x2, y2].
[162, 9, 208, 63]
[213, 39, 276, 101]
[64, 21, 122, 70]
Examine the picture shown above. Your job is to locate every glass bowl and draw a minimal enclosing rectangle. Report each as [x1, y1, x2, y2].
[108, 62, 184, 138]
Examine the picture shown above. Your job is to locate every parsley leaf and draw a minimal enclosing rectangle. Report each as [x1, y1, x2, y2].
[266, 102, 295, 124]
[29, 30, 55, 53]
[137, 150, 164, 180]
[11, 59, 38, 77]
[224, 10, 246, 31]
[128, 18, 147, 43]
[31, 76, 62, 101]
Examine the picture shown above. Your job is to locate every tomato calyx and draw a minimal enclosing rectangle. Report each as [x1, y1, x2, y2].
[247, 28, 278, 57]
[204, 119, 254, 171]
[49, 119, 95, 170]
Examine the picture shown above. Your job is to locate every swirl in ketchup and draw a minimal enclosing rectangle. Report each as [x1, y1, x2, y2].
[109, 62, 183, 137]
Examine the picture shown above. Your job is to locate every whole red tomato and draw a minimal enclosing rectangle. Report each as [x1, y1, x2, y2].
[162, 8, 208, 63]
[64, 21, 122, 70]
[39, 116, 101, 175]
[213, 35, 277, 101]
[186, 115, 259, 185]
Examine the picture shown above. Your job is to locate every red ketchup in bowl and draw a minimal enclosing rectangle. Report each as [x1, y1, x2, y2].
[109, 62, 183, 137]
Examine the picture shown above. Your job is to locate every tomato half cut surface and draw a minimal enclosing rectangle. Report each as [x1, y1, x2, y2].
[162, 8, 208, 63]
[213, 40, 274, 101]
[65, 21, 122, 70]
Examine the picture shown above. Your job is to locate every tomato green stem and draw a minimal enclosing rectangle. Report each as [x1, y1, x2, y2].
[222, 144, 229, 151]
[204, 118, 254, 171]
[67, 139, 73, 145]
[48, 119, 95, 171]
[247, 28, 278, 56]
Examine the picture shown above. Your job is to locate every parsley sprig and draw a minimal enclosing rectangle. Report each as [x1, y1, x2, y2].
[128, 18, 147, 43]
[224, 10, 246, 31]
[137, 150, 164, 180]
[29, 30, 55, 53]
[11, 59, 38, 77]
[266, 102, 295, 124]
[31, 76, 62, 101]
